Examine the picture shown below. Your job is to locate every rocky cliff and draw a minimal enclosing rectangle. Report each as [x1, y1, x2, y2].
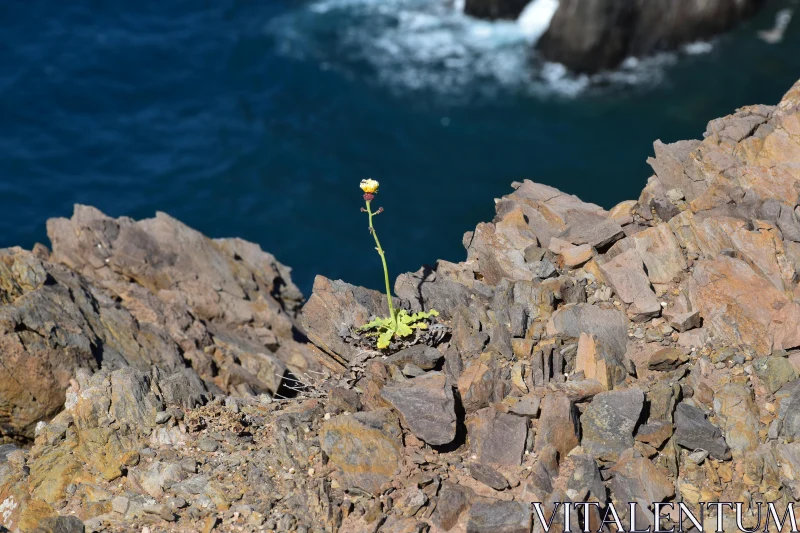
[1, 80, 800, 533]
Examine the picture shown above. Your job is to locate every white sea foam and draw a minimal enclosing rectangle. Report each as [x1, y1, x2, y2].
[518, 0, 559, 42]
[266, 0, 683, 100]
[683, 41, 713, 55]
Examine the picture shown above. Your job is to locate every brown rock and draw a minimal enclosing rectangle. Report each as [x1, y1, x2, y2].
[631, 224, 687, 284]
[560, 244, 594, 268]
[431, 483, 473, 531]
[321, 409, 403, 495]
[457, 362, 494, 413]
[648, 347, 689, 371]
[598, 248, 660, 321]
[381, 373, 457, 446]
[534, 393, 579, 457]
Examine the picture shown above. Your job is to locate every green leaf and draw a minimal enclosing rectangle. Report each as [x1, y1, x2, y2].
[359, 316, 392, 331]
[377, 329, 393, 349]
[395, 321, 414, 337]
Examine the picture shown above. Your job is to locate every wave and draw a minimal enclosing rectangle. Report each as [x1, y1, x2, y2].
[266, 0, 694, 101]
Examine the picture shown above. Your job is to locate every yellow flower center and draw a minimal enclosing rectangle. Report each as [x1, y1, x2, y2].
[360, 179, 379, 194]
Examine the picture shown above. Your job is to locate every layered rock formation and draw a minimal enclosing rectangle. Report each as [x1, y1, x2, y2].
[1, 80, 800, 532]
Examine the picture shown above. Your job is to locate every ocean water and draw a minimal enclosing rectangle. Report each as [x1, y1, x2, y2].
[1, 0, 798, 296]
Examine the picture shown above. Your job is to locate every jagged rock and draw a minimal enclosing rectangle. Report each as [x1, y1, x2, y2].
[521, 444, 559, 501]
[431, 483, 473, 531]
[635, 420, 674, 448]
[714, 384, 760, 459]
[546, 304, 629, 359]
[468, 463, 509, 491]
[468, 407, 527, 467]
[394, 262, 474, 318]
[537, 0, 763, 73]
[558, 210, 624, 249]
[567, 455, 605, 501]
[380, 372, 457, 446]
[302, 276, 400, 363]
[581, 388, 644, 462]
[457, 362, 495, 413]
[598, 248, 660, 321]
[534, 393, 580, 457]
[648, 347, 689, 371]
[466, 501, 532, 533]
[753, 355, 798, 394]
[321, 409, 403, 494]
[560, 244, 594, 268]
[631, 224, 687, 284]
[688, 255, 800, 356]
[386, 345, 443, 370]
[575, 332, 629, 390]
[609, 448, 674, 514]
[674, 403, 730, 460]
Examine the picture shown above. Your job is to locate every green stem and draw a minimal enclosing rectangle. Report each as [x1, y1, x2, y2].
[366, 200, 396, 330]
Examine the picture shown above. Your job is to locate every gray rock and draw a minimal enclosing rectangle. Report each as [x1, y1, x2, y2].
[431, 483, 473, 531]
[468, 463, 509, 490]
[581, 388, 644, 462]
[559, 210, 624, 249]
[38, 516, 86, 533]
[381, 373, 457, 446]
[468, 407, 528, 466]
[673, 403, 730, 460]
[524, 245, 546, 263]
[546, 304, 629, 359]
[608, 448, 675, 514]
[198, 438, 219, 453]
[567, 455, 605, 502]
[386, 345, 443, 370]
[530, 260, 557, 279]
[466, 501, 532, 533]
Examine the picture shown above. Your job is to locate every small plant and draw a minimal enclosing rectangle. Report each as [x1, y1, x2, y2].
[357, 179, 439, 349]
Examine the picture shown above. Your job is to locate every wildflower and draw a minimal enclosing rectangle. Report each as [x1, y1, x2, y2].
[360, 179, 379, 200]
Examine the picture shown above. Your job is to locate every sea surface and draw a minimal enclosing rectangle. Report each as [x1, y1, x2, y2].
[1, 0, 799, 296]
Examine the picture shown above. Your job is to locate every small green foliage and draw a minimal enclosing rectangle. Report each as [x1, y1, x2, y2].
[359, 309, 439, 349]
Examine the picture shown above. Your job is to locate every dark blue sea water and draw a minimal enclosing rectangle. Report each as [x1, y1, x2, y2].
[1, 0, 799, 296]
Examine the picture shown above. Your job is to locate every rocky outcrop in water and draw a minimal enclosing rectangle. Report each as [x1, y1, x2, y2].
[1, 80, 800, 532]
[466, 0, 765, 73]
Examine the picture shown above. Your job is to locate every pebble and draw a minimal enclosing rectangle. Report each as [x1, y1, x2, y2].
[198, 438, 219, 453]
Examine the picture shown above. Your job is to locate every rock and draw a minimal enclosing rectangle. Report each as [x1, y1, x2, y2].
[380, 372, 457, 446]
[394, 262, 474, 318]
[530, 260, 557, 279]
[463, 0, 530, 20]
[664, 310, 702, 332]
[537, 0, 763, 73]
[0, 248, 188, 438]
[581, 388, 644, 462]
[558, 210, 624, 249]
[598, 248, 661, 321]
[546, 304, 629, 360]
[197, 438, 219, 453]
[673, 403, 730, 460]
[36, 516, 85, 533]
[534, 393, 580, 457]
[713, 384, 760, 459]
[567, 455, 605, 501]
[688, 255, 800, 356]
[320, 409, 403, 494]
[575, 332, 629, 390]
[754, 355, 798, 394]
[466, 501, 532, 533]
[648, 347, 689, 371]
[468, 463, 509, 490]
[386, 345, 443, 370]
[631, 224, 687, 284]
[468, 407, 528, 466]
[560, 244, 594, 268]
[457, 362, 495, 413]
[46, 205, 313, 395]
[302, 276, 400, 362]
[635, 420, 674, 448]
[431, 483, 473, 531]
[609, 448, 675, 510]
